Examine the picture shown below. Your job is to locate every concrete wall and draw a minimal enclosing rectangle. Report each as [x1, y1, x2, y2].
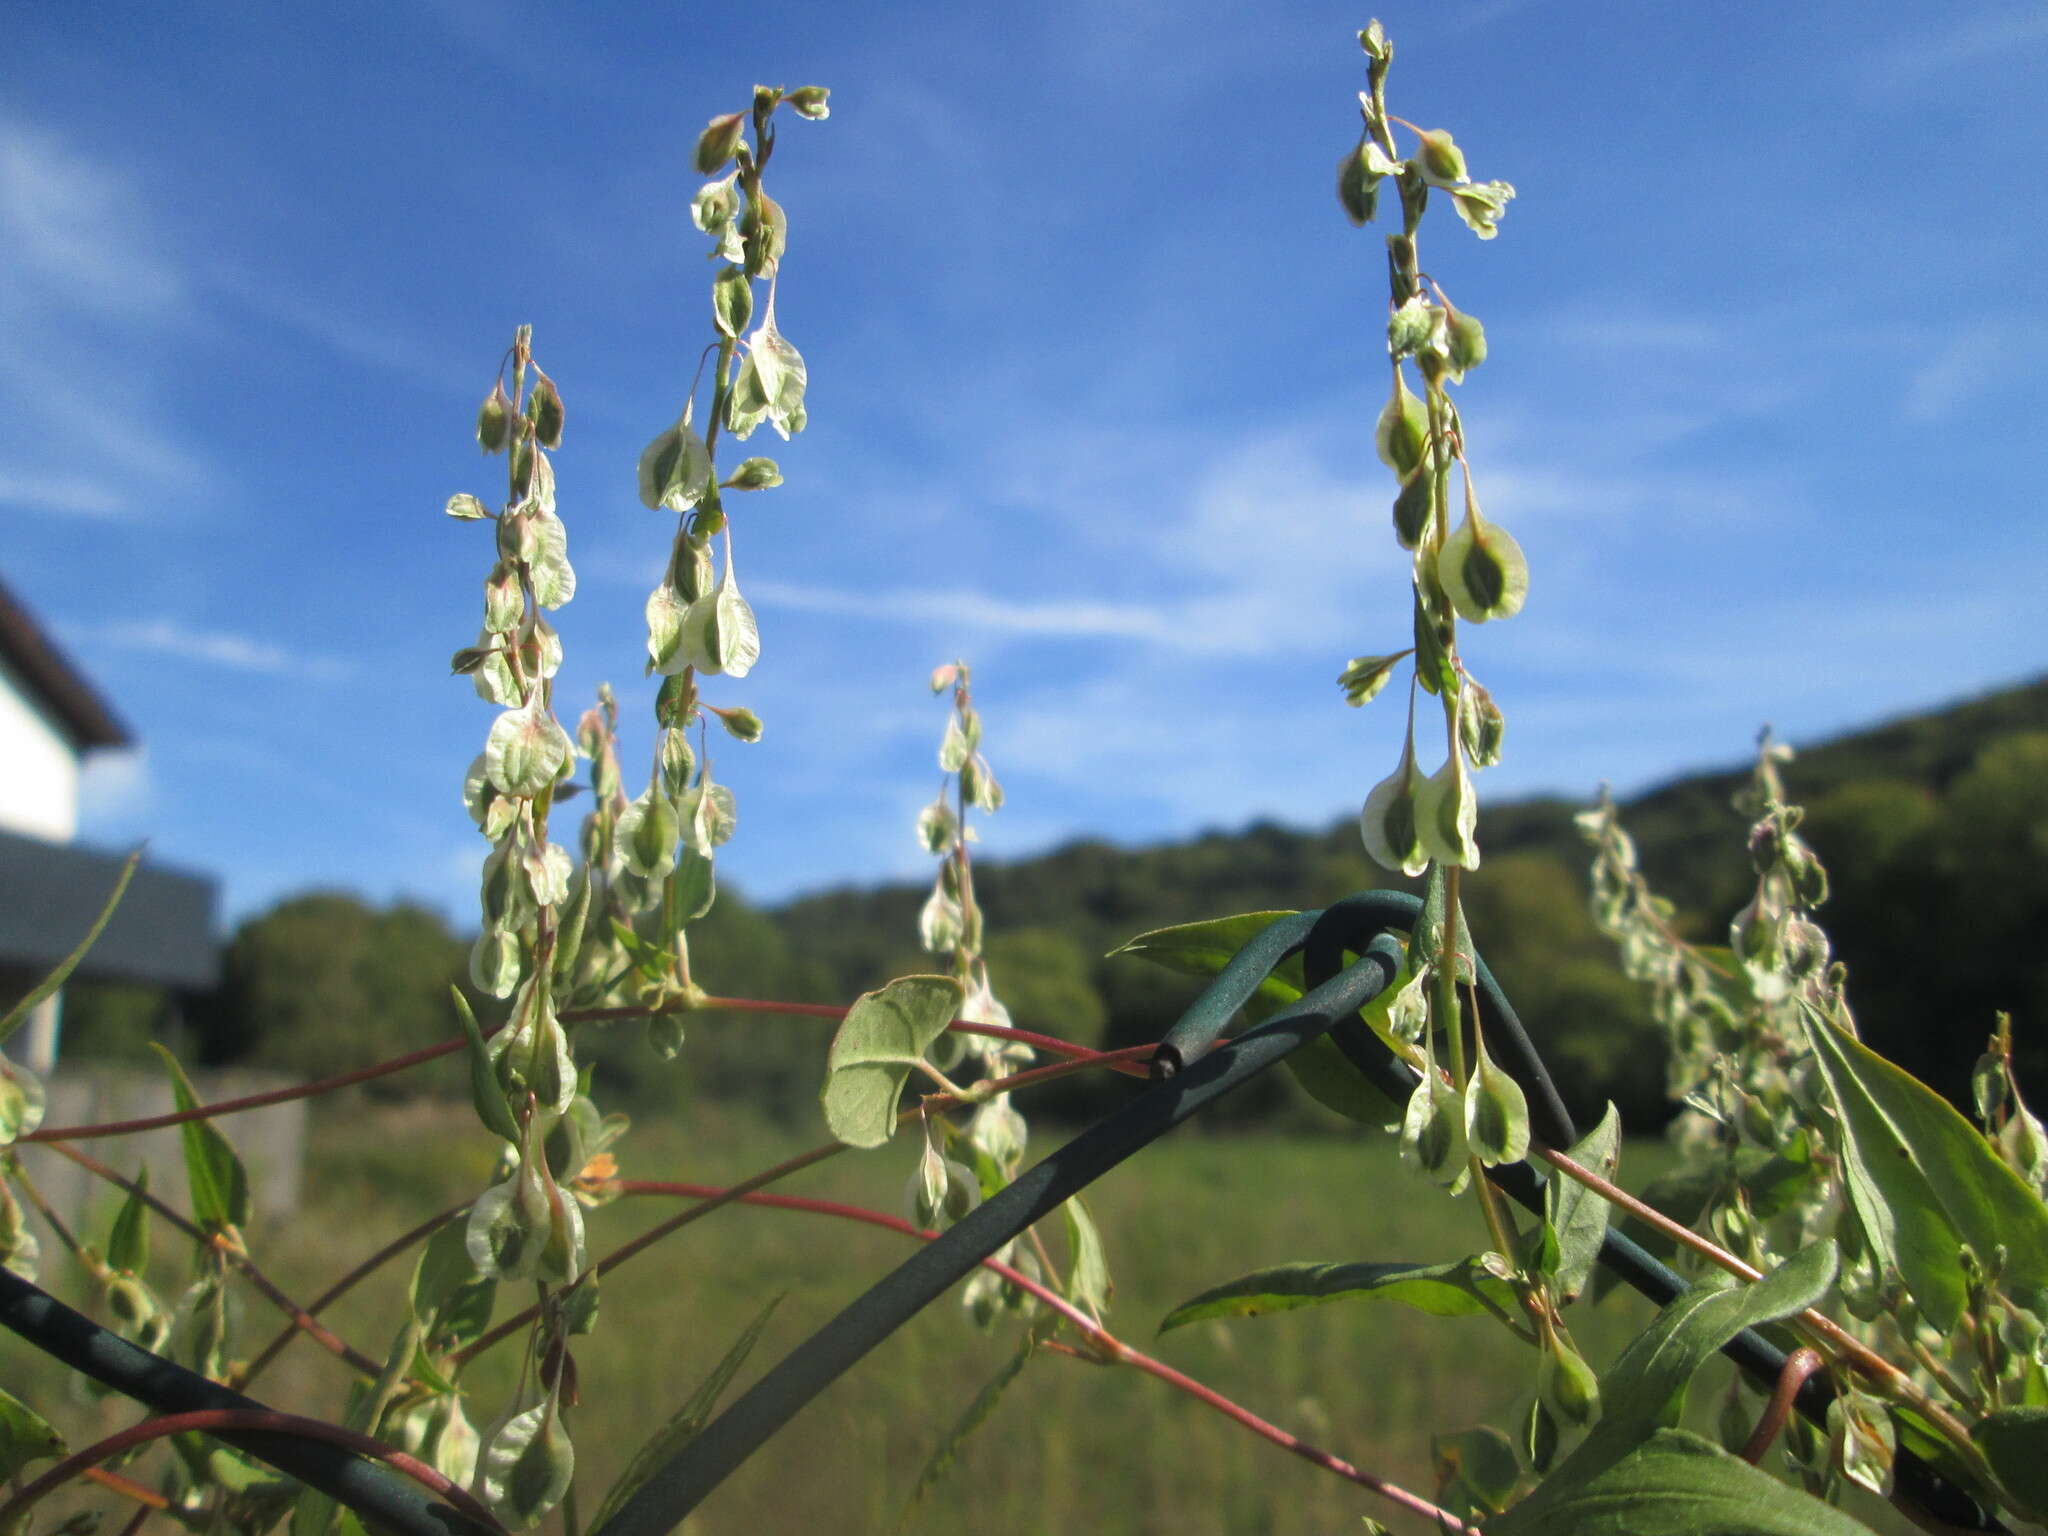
[13, 1066, 306, 1228]
[0, 657, 80, 843]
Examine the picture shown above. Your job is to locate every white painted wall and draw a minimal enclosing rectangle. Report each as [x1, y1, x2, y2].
[0, 656, 80, 843]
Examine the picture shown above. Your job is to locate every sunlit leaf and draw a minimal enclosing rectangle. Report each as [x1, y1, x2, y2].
[150, 1045, 249, 1230]
[820, 976, 965, 1147]
[1159, 1257, 1517, 1334]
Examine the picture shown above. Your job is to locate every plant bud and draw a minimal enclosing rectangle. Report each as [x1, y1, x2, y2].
[695, 112, 745, 174]
[1539, 1335, 1601, 1428]
[786, 85, 831, 120]
[1337, 139, 1381, 227]
[1445, 309, 1487, 378]
[1391, 466, 1435, 549]
[476, 384, 510, 453]
[722, 456, 782, 491]
[1414, 127, 1467, 187]
[1460, 680, 1505, 768]
[714, 706, 763, 743]
[1338, 652, 1404, 707]
[1373, 368, 1429, 478]
[528, 376, 565, 449]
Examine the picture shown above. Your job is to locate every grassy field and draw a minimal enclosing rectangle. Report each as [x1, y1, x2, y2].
[5, 1101, 1916, 1535]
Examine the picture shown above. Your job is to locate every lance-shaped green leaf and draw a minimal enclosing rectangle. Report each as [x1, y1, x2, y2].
[1803, 1002, 2048, 1327]
[1160, 1256, 1518, 1334]
[1103, 911, 1306, 1013]
[898, 1329, 1037, 1527]
[820, 975, 965, 1148]
[0, 1385, 65, 1482]
[1486, 1429, 1880, 1536]
[1972, 1406, 2048, 1522]
[591, 1295, 784, 1532]
[1552, 1241, 1837, 1497]
[150, 1045, 249, 1230]
[107, 1164, 151, 1277]
[451, 987, 519, 1145]
[478, 1398, 574, 1529]
[1547, 1103, 1620, 1304]
[0, 848, 139, 1051]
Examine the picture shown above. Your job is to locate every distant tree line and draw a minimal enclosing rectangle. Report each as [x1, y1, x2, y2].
[61, 680, 2048, 1133]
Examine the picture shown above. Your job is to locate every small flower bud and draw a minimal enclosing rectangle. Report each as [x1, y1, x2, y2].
[695, 112, 745, 175]
[1374, 368, 1429, 478]
[1414, 127, 1467, 187]
[476, 383, 510, 453]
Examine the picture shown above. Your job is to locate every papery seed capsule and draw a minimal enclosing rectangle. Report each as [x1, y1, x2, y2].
[1415, 127, 1467, 186]
[695, 112, 745, 174]
[531, 377, 565, 449]
[477, 384, 511, 453]
[787, 85, 831, 120]
[1374, 369, 1429, 478]
[1337, 139, 1381, 226]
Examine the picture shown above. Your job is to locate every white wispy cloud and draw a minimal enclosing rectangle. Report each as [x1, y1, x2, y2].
[0, 118, 187, 320]
[81, 619, 352, 681]
[1850, 8, 2048, 93]
[751, 579, 1180, 643]
[0, 470, 128, 519]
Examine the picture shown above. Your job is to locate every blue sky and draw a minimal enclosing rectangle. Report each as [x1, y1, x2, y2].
[5, 1, 2045, 926]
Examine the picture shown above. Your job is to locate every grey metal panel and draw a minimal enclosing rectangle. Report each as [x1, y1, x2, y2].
[0, 830, 217, 989]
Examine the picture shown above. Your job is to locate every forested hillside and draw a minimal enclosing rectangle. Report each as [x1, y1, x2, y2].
[70, 676, 2046, 1131]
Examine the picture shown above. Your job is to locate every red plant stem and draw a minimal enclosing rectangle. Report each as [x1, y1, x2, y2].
[600, 1179, 1475, 1534]
[41, 1141, 382, 1380]
[1741, 1348, 1824, 1465]
[0, 1408, 507, 1536]
[23, 999, 1143, 1146]
[112, 1502, 153, 1536]
[234, 1202, 473, 1392]
[17, 1033, 485, 1143]
[81, 1464, 170, 1511]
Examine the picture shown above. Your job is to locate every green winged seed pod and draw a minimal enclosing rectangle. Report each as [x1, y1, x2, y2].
[1436, 493, 1528, 622]
[1360, 726, 1430, 877]
[1539, 1333, 1601, 1428]
[476, 384, 510, 453]
[1444, 308, 1487, 378]
[695, 112, 745, 175]
[1415, 746, 1480, 869]
[1374, 368, 1430, 478]
[1337, 138, 1384, 227]
[1338, 652, 1406, 707]
[1414, 127, 1467, 187]
[1392, 465, 1436, 549]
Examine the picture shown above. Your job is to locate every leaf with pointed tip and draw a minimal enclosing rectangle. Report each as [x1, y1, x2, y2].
[150, 1045, 249, 1230]
[1062, 1196, 1112, 1315]
[1803, 1002, 2048, 1327]
[107, 1165, 151, 1277]
[1547, 1103, 1620, 1305]
[590, 1295, 783, 1533]
[451, 987, 519, 1145]
[1486, 1429, 1879, 1536]
[1159, 1257, 1517, 1334]
[0, 849, 139, 1051]
[897, 1330, 1036, 1528]
[820, 976, 965, 1147]
[0, 1385, 65, 1482]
